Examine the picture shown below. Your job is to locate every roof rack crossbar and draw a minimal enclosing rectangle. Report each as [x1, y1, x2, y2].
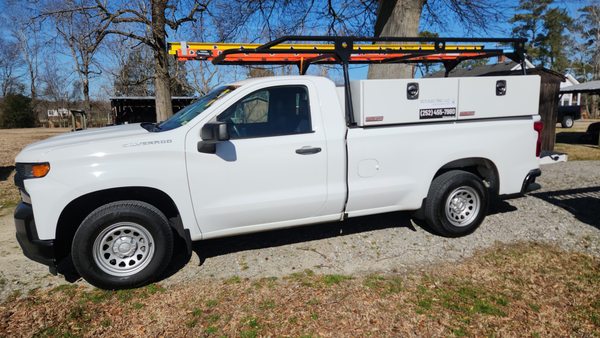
[168, 35, 528, 127]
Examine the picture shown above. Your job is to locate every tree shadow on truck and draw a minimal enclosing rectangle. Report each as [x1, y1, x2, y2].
[531, 186, 600, 230]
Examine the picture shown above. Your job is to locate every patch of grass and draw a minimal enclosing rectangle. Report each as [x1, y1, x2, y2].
[144, 283, 165, 295]
[287, 269, 315, 286]
[452, 326, 468, 337]
[320, 274, 352, 286]
[206, 313, 220, 324]
[306, 298, 320, 306]
[416, 298, 433, 314]
[7, 289, 21, 302]
[363, 274, 403, 295]
[259, 299, 276, 310]
[240, 329, 258, 338]
[191, 308, 203, 317]
[185, 318, 198, 328]
[51, 284, 78, 297]
[225, 276, 242, 284]
[252, 276, 278, 289]
[473, 299, 507, 317]
[413, 281, 509, 318]
[204, 326, 218, 334]
[115, 289, 135, 302]
[554, 143, 600, 161]
[2, 243, 599, 337]
[80, 289, 111, 304]
[205, 299, 218, 308]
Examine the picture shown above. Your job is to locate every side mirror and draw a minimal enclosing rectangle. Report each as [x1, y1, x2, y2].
[201, 122, 230, 141]
[198, 122, 229, 153]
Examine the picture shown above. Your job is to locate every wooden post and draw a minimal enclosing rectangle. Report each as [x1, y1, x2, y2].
[539, 80, 560, 151]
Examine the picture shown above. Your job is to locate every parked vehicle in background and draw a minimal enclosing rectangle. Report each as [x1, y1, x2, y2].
[557, 105, 582, 128]
[582, 121, 600, 144]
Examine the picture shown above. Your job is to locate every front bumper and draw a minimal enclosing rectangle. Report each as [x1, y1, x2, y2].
[14, 202, 56, 268]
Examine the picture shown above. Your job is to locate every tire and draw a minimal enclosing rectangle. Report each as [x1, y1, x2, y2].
[71, 200, 174, 289]
[424, 170, 488, 237]
[561, 115, 574, 128]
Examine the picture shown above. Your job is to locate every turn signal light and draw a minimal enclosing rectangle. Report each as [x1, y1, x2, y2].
[31, 163, 50, 178]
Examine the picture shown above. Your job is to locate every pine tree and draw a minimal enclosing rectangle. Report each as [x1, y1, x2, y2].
[510, 0, 553, 63]
[540, 8, 572, 72]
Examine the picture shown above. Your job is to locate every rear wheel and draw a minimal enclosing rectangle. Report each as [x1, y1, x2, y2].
[424, 170, 488, 237]
[72, 200, 173, 289]
[561, 115, 574, 128]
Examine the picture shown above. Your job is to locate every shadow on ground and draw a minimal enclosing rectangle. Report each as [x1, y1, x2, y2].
[160, 199, 520, 279]
[556, 131, 587, 144]
[531, 186, 600, 230]
[0, 166, 15, 181]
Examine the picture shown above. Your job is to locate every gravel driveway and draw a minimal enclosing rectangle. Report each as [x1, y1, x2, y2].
[1, 161, 599, 300]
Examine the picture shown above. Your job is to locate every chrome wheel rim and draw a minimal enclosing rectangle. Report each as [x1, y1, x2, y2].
[566, 119, 573, 128]
[93, 222, 154, 277]
[445, 186, 480, 227]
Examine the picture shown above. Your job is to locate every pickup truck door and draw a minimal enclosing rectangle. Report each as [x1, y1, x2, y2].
[186, 84, 329, 235]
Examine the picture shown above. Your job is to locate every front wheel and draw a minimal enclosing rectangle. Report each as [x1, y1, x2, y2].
[71, 201, 173, 289]
[424, 170, 488, 237]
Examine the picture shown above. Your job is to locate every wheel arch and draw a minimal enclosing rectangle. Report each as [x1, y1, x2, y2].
[433, 157, 499, 196]
[54, 186, 190, 264]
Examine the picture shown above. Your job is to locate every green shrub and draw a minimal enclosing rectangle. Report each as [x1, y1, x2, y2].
[1, 94, 35, 128]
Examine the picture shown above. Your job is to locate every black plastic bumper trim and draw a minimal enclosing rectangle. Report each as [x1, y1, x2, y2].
[521, 168, 542, 194]
[14, 202, 56, 268]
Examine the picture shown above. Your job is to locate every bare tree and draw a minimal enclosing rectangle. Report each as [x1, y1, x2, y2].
[367, 0, 506, 79]
[0, 37, 23, 97]
[9, 18, 44, 105]
[40, 57, 74, 106]
[93, 0, 211, 122]
[108, 40, 155, 97]
[40, 1, 112, 113]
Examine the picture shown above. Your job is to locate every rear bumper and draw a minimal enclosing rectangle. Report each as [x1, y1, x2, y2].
[14, 202, 56, 268]
[520, 168, 542, 194]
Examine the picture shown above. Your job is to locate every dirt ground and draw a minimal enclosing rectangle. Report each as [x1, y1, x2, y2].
[0, 125, 599, 303]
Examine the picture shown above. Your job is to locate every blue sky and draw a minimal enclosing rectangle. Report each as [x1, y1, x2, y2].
[0, 0, 595, 100]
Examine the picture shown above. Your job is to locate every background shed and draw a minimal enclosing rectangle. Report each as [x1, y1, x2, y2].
[110, 96, 197, 124]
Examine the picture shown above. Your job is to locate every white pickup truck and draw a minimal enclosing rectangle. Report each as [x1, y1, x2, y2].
[14, 74, 542, 289]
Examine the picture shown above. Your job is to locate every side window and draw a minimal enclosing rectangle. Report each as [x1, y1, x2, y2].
[217, 86, 311, 139]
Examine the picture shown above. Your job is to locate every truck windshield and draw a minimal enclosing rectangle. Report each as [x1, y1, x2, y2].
[155, 85, 237, 131]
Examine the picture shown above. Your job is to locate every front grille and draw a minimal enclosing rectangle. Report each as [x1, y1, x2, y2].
[14, 163, 26, 191]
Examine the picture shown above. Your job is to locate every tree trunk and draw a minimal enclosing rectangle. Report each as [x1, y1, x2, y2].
[83, 76, 91, 112]
[367, 0, 425, 79]
[29, 67, 36, 102]
[151, 0, 173, 122]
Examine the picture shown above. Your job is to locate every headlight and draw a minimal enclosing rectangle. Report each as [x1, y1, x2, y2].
[15, 162, 50, 193]
[19, 162, 51, 179]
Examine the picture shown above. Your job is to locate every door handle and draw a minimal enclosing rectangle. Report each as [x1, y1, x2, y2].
[295, 146, 322, 155]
